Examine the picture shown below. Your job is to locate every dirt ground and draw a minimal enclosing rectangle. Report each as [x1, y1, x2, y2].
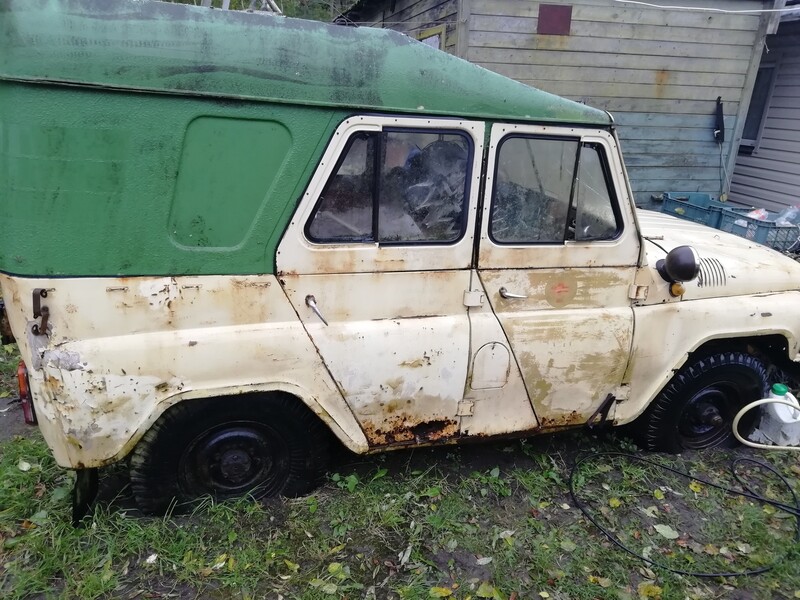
[0, 401, 34, 444]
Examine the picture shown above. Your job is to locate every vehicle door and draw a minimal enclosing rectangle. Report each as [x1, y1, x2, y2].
[472, 124, 641, 429]
[277, 116, 484, 447]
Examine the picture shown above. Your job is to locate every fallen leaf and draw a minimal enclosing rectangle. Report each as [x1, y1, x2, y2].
[17, 460, 31, 472]
[321, 582, 338, 594]
[609, 497, 622, 508]
[689, 481, 703, 493]
[560, 540, 577, 552]
[737, 543, 752, 554]
[637, 582, 663, 599]
[654, 524, 679, 540]
[641, 506, 659, 518]
[284, 559, 300, 573]
[653, 489, 665, 500]
[598, 577, 612, 588]
[560, 503, 570, 510]
[476, 582, 497, 598]
[476, 557, 493, 566]
[33, 483, 46, 498]
[429, 587, 453, 597]
[539, 593, 550, 599]
[703, 544, 719, 556]
[145, 553, 158, 565]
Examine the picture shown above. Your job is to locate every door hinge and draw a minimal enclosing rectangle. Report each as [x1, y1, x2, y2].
[628, 284, 648, 301]
[457, 400, 475, 416]
[463, 290, 485, 308]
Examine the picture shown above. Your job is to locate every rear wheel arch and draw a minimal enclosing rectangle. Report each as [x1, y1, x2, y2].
[129, 390, 341, 514]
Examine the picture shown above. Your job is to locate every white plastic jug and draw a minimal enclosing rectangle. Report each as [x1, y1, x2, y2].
[754, 383, 800, 446]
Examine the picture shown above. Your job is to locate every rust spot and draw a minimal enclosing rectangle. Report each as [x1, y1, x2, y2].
[188, 340, 198, 347]
[362, 415, 459, 447]
[65, 303, 78, 314]
[155, 381, 170, 392]
[538, 410, 583, 428]
[654, 69, 670, 98]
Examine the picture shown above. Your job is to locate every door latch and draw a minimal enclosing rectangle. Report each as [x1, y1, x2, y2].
[31, 288, 50, 336]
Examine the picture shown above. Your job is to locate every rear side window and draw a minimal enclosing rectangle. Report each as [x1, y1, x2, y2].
[306, 130, 472, 245]
[490, 136, 621, 244]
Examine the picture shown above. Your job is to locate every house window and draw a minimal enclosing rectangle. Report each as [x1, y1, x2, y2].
[417, 25, 445, 50]
[740, 63, 777, 152]
[490, 136, 620, 244]
[306, 129, 472, 244]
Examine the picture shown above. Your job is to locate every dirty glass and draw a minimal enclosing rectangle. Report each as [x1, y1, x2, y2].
[307, 130, 470, 244]
[490, 137, 578, 244]
[574, 144, 619, 241]
[307, 133, 375, 242]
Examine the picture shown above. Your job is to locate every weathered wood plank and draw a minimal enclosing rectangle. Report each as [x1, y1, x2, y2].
[469, 31, 754, 61]
[576, 98, 739, 115]
[467, 47, 750, 75]
[628, 177, 721, 192]
[623, 153, 723, 168]
[619, 139, 723, 155]
[480, 63, 746, 89]
[376, 0, 455, 22]
[469, 15, 757, 46]
[619, 127, 729, 142]
[614, 113, 736, 129]
[471, 0, 761, 31]
[518, 81, 741, 102]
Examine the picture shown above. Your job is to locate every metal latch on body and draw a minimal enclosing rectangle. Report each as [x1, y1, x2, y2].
[463, 290, 485, 308]
[31, 288, 50, 336]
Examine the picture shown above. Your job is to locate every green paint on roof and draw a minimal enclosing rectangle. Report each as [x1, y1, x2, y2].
[0, 0, 609, 126]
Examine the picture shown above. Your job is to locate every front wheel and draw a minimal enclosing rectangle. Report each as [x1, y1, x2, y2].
[130, 395, 330, 514]
[632, 352, 769, 453]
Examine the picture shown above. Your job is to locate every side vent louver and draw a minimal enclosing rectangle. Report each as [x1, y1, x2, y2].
[698, 258, 726, 288]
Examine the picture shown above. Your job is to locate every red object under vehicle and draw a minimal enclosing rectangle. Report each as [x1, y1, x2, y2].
[17, 361, 36, 425]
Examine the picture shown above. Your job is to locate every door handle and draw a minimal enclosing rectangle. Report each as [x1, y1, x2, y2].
[305, 295, 329, 326]
[499, 287, 527, 300]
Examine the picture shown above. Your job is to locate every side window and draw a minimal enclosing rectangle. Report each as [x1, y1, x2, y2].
[574, 143, 620, 241]
[490, 136, 620, 244]
[306, 129, 471, 244]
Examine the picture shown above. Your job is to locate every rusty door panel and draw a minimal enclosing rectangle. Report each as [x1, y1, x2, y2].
[478, 268, 633, 424]
[280, 271, 471, 448]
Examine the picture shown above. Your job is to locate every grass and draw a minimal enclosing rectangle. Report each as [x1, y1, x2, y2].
[1, 342, 800, 599]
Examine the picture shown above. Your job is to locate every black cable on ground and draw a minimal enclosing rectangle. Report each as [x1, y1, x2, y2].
[568, 452, 800, 578]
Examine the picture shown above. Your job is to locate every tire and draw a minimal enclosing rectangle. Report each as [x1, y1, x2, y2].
[632, 351, 769, 453]
[129, 394, 330, 514]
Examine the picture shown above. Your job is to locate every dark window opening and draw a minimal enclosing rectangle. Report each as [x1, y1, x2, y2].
[306, 129, 472, 245]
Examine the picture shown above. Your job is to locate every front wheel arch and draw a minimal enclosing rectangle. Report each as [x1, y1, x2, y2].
[629, 351, 769, 453]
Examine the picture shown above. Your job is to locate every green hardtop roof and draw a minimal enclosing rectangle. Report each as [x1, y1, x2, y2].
[0, 0, 610, 126]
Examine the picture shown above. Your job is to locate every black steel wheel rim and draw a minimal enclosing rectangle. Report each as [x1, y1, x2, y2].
[179, 421, 288, 499]
[678, 383, 740, 449]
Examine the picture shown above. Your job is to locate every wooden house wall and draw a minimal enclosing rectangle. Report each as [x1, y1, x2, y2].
[729, 21, 800, 212]
[350, 0, 461, 56]
[465, 0, 765, 204]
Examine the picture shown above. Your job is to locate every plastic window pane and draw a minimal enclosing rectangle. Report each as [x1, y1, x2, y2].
[491, 137, 578, 244]
[574, 144, 619, 241]
[378, 131, 470, 243]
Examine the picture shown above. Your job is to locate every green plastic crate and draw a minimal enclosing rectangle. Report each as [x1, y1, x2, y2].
[660, 192, 729, 228]
[718, 207, 800, 251]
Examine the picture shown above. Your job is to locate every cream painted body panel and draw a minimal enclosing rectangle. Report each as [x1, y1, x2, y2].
[477, 125, 639, 425]
[461, 270, 538, 437]
[280, 271, 470, 446]
[619, 292, 800, 424]
[0, 274, 367, 468]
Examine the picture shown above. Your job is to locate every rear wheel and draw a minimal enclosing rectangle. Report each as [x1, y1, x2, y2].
[130, 394, 329, 514]
[632, 352, 769, 453]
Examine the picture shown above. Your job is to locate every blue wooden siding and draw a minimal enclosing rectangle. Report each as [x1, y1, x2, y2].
[467, 0, 764, 205]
